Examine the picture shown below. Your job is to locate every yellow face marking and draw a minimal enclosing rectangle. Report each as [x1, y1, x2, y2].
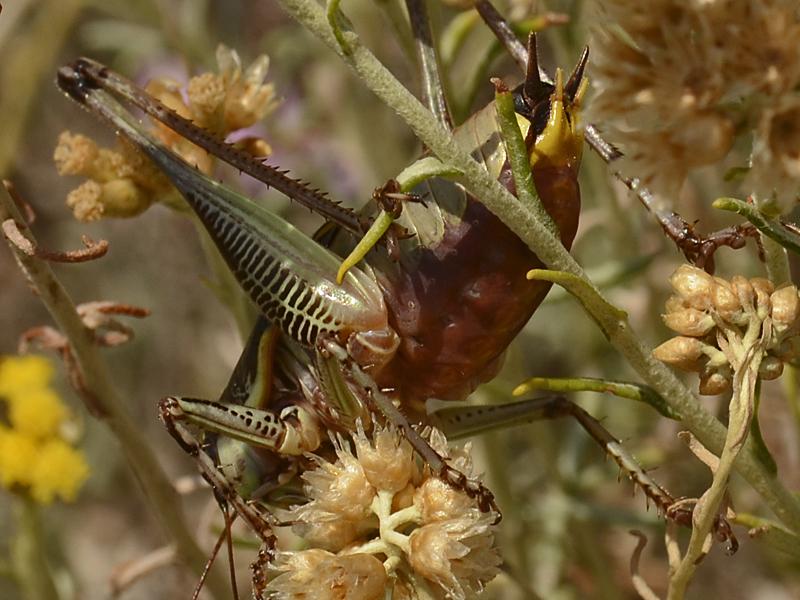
[529, 68, 585, 172]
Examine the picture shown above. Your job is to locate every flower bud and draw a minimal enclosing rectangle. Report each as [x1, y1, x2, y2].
[759, 356, 784, 381]
[303, 449, 375, 522]
[407, 518, 500, 596]
[664, 295, 687, 314]
[662, 308, 715, 337]
[354, 423, 414, 493]
[670, 265, 713, 310]
[653, 336, 705, 371]
[293, 517, 363, 552]
[392, 482, 416, 512]
[267, 550, 387, 600]
[712, 278, 743, 324]
[699, 370, 731, 395]
[731, 276, 755, 311]
[770, 285, 800, 333]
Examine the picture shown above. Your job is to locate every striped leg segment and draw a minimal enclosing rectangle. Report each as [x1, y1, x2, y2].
[158, 397, 278, 557]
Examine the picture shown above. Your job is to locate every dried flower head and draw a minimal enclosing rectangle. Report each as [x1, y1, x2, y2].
[268, 550, 387, 600]
[654, 265, 800, 394]
[55, 44, 278, 221]
[588, 0, 800, 208]
[269, 422, 500, 599]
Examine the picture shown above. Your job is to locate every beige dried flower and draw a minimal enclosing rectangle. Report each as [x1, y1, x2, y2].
[267, 550, 387, 600]
[408, 516, 500, 599]
[588, 0, 800, 208]
[747, 96, 800, 204]
[55, 45, 277, 221]
[353, 420, 414, 493]
[276, 422, 500, 599]
[302, 438, 375, 523]
[655, 265, 800, 394]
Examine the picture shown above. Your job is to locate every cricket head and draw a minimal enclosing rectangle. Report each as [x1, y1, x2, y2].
[513, 35, 589, 175]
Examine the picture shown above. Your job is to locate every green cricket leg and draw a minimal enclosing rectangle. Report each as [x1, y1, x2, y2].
[159, 399, 281, 599]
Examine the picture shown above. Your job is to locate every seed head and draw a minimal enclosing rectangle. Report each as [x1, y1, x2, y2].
[656, 265, 800, 393]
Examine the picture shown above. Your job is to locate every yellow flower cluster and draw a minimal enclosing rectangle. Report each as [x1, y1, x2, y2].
[268, 423, 500, 599]
[0, 356, 89, 504]
[654, 265, 800, 394]
[54, 44, 278, 222]
[588, 0, 800, 208]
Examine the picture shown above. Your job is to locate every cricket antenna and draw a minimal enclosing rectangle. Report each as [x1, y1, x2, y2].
[565, 46, 590, 102]
[523, 33, 544, 107]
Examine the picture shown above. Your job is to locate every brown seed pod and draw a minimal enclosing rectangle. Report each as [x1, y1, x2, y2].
[759, 356, 784, 381]
[699, 370, 731, 395]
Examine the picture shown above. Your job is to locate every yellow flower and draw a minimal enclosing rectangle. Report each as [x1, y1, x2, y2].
[0, 355, 54, 399]
[7, 387, 67, 439]
[29, 439, 89, 504]
[0, 355, 90, 504]
[0, 428, 39, 488]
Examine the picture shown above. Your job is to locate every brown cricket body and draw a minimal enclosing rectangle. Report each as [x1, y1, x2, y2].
[376, 161, 580, 412]
[350, 71, 586, 413]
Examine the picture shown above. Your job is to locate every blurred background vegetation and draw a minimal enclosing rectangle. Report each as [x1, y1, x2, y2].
[1, 0, 798, 598]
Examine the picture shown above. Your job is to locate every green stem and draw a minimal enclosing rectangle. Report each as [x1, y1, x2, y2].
[713, 196, 800, 258]
[668, 326, 765, 598]
[494, 85, 557, 235]
[761, 234, 791, 287]
[274, 0, 800, 536]
[0, 187, 228, 599]
[11, 497, 59, 600]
